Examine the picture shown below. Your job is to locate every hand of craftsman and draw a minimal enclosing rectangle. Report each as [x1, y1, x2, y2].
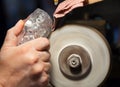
[54, 0, 85, 18]
[0, 20, 51, 87]
[54, 0, 103, 18]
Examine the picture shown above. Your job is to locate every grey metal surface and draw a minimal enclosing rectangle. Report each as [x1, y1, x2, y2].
[49, 24, 110, 87]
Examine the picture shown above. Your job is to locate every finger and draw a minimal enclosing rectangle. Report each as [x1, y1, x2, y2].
[3, 20, 24, 47]
[38, 72, 49, 86]
[29, 71, 49, 87]
[54, 0, 84, 18]
[30, 63, 44, 75]
[31, 61, 51, 75]
[13, 20, 25, 36]
[43, 62, 51, 73]
[38, 51, 50, 62]
[22, 37, 50, 51]
[20, 49, 39, 65]
[30, 72, 49, 87]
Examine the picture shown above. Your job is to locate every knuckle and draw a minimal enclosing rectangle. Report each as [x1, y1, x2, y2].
[39, 51, 50, 62]
[44, 38, 50, 44]
[17, 47, 39, 65]
[41, 38, 50, 46]
[44, 63, 51, 72]
[29, 57, 37, 65]
[18, 47, 26, 54]
[17, 46, 29, 55]
[32, 64, 43, 75]
[44, 52, 50, 61]
[46, 52, 50, 58]
[40, 74, 49, 83]
[25, 53, 38, 65]
[35, 72, 49, 86]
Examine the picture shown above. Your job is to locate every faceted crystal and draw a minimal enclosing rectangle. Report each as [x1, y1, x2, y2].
[18, 8, 53, 45]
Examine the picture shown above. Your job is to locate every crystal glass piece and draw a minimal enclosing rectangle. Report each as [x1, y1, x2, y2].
[18, 8, 53, 45]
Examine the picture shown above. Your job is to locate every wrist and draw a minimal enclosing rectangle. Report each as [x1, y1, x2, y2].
[0, 64, 12, 87]
[0, 83, 4, 87]
[0, 73, 8, 87]
[0, 71, 20, 87]
[0, 71, 8, 87]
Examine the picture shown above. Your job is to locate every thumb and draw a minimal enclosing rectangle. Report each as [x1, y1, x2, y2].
[3, 20, 24, 47]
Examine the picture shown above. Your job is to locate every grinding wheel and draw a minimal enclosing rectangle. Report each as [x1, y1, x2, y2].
[49, 24, 110, 87]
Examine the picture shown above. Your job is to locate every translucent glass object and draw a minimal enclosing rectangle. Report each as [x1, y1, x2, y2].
[18, 8, 53, 45]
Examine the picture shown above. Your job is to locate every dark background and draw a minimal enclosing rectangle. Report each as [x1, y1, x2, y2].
[0, 0, 120, 86]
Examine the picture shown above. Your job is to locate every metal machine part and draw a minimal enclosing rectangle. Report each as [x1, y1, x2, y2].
[49, 24, 110, 87]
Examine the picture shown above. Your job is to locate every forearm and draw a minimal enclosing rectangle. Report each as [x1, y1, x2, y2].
[0, 65, 20, 87]
[0, 70, 25, 87]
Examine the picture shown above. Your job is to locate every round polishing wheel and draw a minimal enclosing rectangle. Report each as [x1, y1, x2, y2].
[49, 24, 110, 87]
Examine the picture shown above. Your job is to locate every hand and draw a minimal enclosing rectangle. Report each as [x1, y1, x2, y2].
[54, 0, 84, 18]
[0, 20, 51, 87]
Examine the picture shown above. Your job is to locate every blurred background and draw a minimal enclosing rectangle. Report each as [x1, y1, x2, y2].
[0, 0, 120, 86]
